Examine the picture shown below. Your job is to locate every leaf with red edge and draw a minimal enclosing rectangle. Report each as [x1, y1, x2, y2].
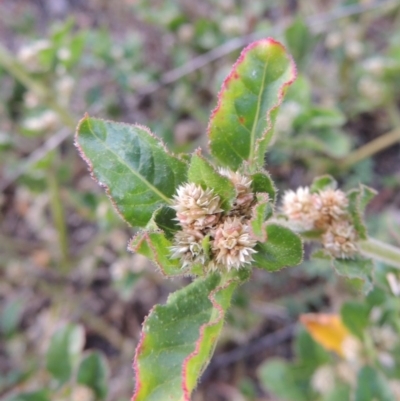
[129, 231, 183, 277]
[208, 38, 297, 171]
[251, 170, 277, 202]
[132, 271, 249, 401]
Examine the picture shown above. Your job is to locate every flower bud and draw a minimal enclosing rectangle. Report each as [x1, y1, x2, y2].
[170, 228, 206, 269]
[172, 183, 222, 229]
[322, 220, 358, 258]
[211, 216, 257, 271]
[281, 187, 318, 230]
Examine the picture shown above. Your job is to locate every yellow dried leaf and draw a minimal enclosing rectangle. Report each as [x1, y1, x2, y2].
[300, 313, 350, 357]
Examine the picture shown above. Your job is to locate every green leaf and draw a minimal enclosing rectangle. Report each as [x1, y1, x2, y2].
[46, 324, 84, 384]
[285, 16, 315, 68]
[132, 272, 246, 401]
[151, 206, 179, 240]
[294, 329, 330, 371]
[77, 352, 109, 400]
[312, 128, 352, 158]
[188, 151, 236, 210]
[347, 184, 377, 240]
[333, 257, 374, 294]
[0, 297, 25, 337]
[323, 384, 351, 401]
[253, 224, 303, 271]
[341, 301, 370, 339]
[258, 359, 309, 401]
[294, 107, 345, 130]
[75, 116, 187, 227]
[355, 366, 395, 401]
[6, 390, 50, 401]
[249, 194, 271, 242]
[310, 175, 337, 193]
[208, 38, 297, 170]
[129, 231, 182, 277]
[250, 170, 277, 202]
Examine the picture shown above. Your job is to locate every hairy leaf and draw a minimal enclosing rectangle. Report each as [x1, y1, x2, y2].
[253, 224, 303, 271]
[208, 38, 297, 170]
[333, 257, 374, 294]
[77, 352, 109, 400]
[132, 272, 247, 401]
[75, 116, 187, 227]
[355, 366, 395, 401]
[310, 175, 337, 193]
[347, 184, 377, 240]
[129, 231, 182, 277]
[188, 151, 236, 210]
[250, 170, 276, 202]
[46, 324, 84, 384]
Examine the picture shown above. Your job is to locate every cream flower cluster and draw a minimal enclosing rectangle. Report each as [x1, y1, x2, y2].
[281, 187, 358, 259]
[170, 169, 258, 271]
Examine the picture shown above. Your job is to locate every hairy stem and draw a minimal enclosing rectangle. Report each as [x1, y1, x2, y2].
[359, 237, 400, 270]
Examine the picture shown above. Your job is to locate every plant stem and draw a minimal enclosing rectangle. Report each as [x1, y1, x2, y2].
[359, 237, 400, 270]
[363, 331, 377, 366]
[47, 169, 70, 272]
[340, 127, 400, 169]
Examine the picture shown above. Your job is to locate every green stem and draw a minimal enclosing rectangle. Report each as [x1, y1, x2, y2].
[47, 169, 70, 272]
[359, 237, 400, 270]
[363, 330, 378, 366]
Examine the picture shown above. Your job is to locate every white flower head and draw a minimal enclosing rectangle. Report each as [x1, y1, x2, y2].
[322, 220, 358, 259]
[211, 216, 257, 271]
[281, 186, 318, 230]
[172, 183, 222, 229]
[170, 229, 206, 269]
[314, 188, 349, 229]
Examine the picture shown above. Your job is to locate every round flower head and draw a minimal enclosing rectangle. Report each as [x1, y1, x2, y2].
[211, 216, 257, 271]
[281, 187, 318, 230]
[218, 167, 254, 211]
[172, 183, 222, 229]
[170, 228, 206, 269]
[322, 220, 358, 259]
[314, 188, 348, 229]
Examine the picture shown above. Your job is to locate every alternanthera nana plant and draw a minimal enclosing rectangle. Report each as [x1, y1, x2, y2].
[75, 38, 400, 401]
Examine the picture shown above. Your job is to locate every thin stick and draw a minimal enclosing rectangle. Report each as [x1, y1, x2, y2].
[340, 128, 400, 168]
